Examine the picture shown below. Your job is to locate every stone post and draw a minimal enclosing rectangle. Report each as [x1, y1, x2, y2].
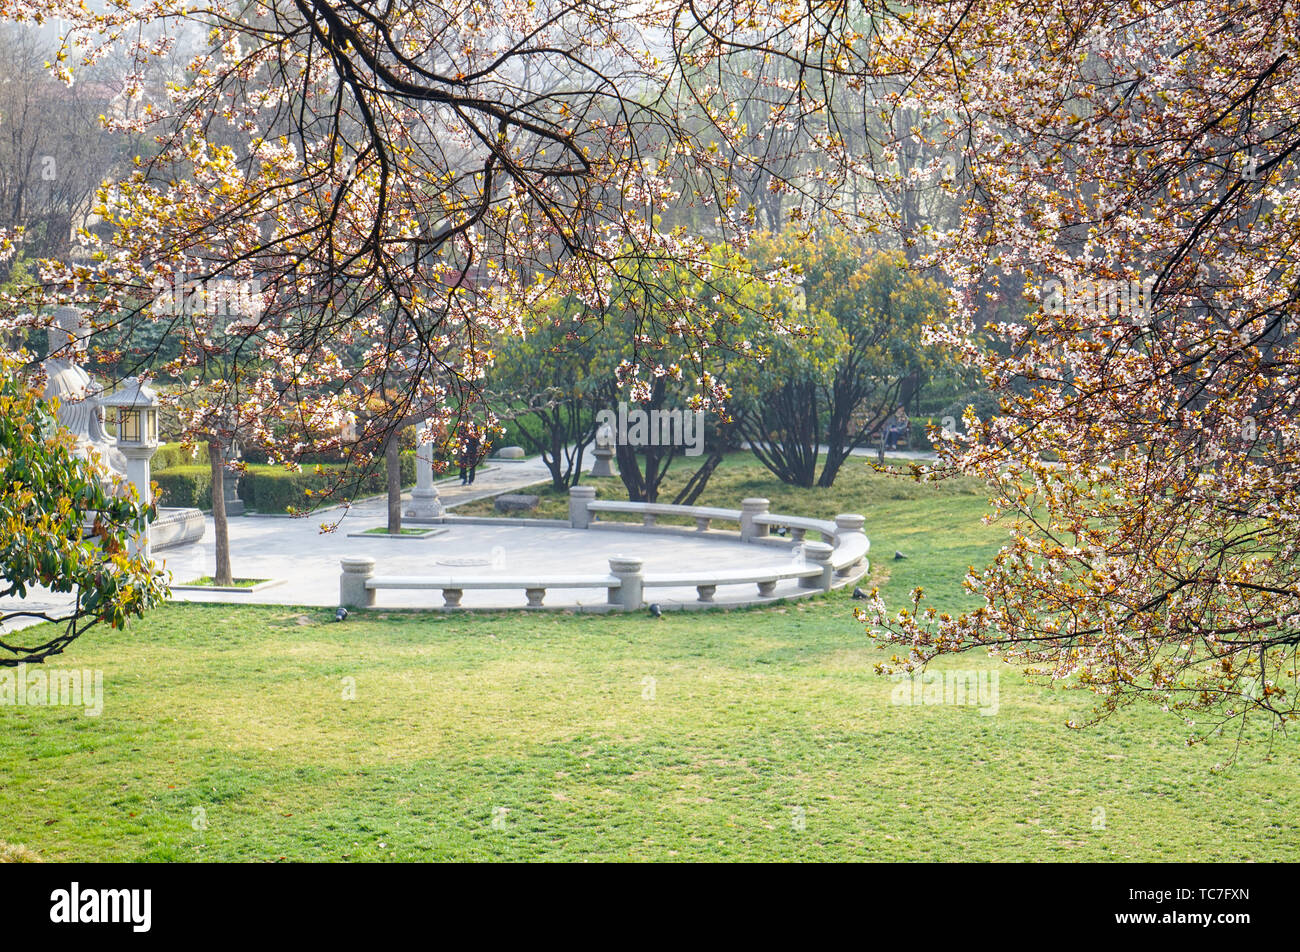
[591, 422, 616, 477]
[405, 421, 444, 521]
[339, 556, 376, 608]
[120, 445, 154, 508]
[740, 497, 770, 542]
[798, 541, 834, 591]
[834, 513, 867, 577]
[608, 556, 643, 611]
[569, 485, 596, 528]
[834, 513, 866, 540]
[100, 376, 161, 559]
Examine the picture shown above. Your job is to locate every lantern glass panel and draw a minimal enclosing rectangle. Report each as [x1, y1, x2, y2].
[146, 409, 159, 443]
[119, 408, 141, 443]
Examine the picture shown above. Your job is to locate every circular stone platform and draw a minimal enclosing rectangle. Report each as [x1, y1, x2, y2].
[160, 516, 861, 611]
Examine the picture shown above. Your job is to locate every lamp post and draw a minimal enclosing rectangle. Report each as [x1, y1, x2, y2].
[100, 377, 161, 556]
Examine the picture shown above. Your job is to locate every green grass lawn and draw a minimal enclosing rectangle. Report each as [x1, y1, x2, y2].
[2, 454, 1296, 861]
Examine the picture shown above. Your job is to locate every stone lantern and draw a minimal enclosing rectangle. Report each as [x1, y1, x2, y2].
[591, 419, 616, 477]
[100, 378, 161, 554]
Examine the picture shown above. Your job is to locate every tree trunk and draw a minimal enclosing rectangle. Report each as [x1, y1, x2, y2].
[533, 402, 593, 490]
[615, 441, 646, 500]
[207, 440, 232, 586]
[740, 380, 819, 487]
[385, 434, 402, 534]
[613, 381, 676, 501]
[546, 407, 566, 490]
[673, 451, 723, 506]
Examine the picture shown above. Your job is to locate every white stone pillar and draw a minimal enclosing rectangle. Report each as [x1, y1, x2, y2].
[569, 485, 596, 528]
[405, 422, 444, 521]
[120, 445, 154, 558]
[608, 556, 643, 610]
[340, 556, 376, 608]
[740, 497, 770, 542]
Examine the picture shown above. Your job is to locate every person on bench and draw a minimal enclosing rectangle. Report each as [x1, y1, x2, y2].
[883, 405, 909, 451]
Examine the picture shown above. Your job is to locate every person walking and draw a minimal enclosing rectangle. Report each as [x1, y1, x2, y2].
[459, 425, 480, 485]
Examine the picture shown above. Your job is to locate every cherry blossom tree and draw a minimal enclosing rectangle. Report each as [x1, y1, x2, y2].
[0, 1, 771, 470]
[661, 0, 1300, 736]
[778, 1, 1299, 737]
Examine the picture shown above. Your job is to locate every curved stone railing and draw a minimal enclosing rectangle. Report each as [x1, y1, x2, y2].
[570, 488, 869, 577]
[339, 489, 868, 610]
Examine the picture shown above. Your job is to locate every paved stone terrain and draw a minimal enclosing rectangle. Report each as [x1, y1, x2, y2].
[167, 518, 820, 610]
[2, 451, 850, 626]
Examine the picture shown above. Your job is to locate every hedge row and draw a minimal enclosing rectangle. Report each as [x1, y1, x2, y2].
[153, 452, 416, 514]
[151, 465, 213, 509]
[153, 442, 202, 470]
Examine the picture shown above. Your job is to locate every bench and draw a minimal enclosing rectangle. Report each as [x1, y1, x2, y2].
[750, 514, 838, 542]
[829, 532, 870, 577]
[362, 574, 621, 607]
[587, 500, 741, 531]
[643, 564, 824, 602]
[865, 426, 911, 451]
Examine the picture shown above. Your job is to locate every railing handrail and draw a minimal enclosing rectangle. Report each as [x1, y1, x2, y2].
[366, 574, 620, 589]
[586, 500, 742, 520]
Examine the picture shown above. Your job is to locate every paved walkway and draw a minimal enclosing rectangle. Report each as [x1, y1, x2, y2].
[316, 454, 569, 522]
[741, 441, 937, 463]
[0, 454, 575, 634]
[1, 447, 867, 625]
[157, 448, 835, 610]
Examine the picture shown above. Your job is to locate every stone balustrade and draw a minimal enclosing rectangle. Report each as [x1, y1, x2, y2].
[340, 556, 632, 610]
[338, 488, 869, 611]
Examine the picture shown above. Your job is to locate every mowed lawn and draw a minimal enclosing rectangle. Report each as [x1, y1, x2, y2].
[1, 455, 1297, 861]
